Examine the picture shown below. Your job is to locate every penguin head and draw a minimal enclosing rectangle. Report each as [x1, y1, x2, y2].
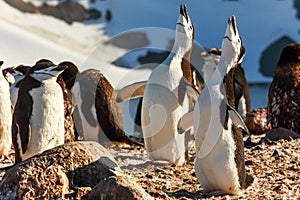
[3, 65, 30, 86]
[175, 4, 194, 50]
[29, 61, 68, 82]
[221, 16, 245, 66]
[58, 61, 79, 90]
[277, 43, 300, 65]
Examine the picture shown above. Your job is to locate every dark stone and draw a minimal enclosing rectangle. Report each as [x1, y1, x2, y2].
[107, 31, 150, 49]
[4, 0, 37, 13]
[264, 127, 300, 141]
[86, 8, 102, 20]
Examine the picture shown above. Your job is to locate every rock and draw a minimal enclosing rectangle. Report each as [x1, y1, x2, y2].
[3, 0, 37, 13]
[88, 175, 153, 200]
[265, 127, 300, 141]
[0, 141, 122, 199]
[107, 32, 150, 50]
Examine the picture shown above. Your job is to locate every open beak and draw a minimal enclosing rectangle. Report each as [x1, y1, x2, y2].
[180, 4, 189, 23]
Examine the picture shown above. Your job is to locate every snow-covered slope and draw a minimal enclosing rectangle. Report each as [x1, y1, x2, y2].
[3, 0, 295, 134]
[0, 1, 153, 90]
[3, 0, 300, 84]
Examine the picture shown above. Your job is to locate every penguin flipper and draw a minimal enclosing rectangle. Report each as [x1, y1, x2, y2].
[178, 77, 200, 105]
[178, 110, 194, 134]
[116, 81, 147, 103]
[227, 105, 249, 134]
[185, 84, 200, 102]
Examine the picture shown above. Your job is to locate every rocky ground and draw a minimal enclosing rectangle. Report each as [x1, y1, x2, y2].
[0, 134, 299, 199]
[109, 134, 300, 199]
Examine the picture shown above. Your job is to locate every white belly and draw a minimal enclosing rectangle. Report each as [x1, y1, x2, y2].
[195, 122, 240, 194]
[141, 65, 188, 165]
[194, 85, 240, 194]
[0, 77, 12, 156]
[23, 79, 64, 160]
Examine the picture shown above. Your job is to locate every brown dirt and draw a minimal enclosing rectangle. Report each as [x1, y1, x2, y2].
[1, 135, 299, 199]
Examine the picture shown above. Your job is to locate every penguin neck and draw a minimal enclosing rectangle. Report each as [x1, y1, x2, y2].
[208, 56, 237, 85]
[167, 41, 192, 72]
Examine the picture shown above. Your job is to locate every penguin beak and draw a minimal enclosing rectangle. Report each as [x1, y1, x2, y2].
[52, 64, 68, 72]
[230, 16, 237, 36]
[180, 4, 189, 23]
[224, 15, 238, 42]
[0, 61, 3, 68]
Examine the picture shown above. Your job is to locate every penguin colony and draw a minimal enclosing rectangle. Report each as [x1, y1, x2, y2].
[0, 3, 298, 197]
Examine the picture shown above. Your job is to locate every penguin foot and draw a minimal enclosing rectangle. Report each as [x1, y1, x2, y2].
[201, 189, 226, 197]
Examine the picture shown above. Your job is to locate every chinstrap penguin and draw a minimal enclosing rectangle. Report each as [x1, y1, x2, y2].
[0, 61, 13, 160]
[12, 61, 67, 163]
[117, 5, 199, 165]
[193, 16, 253, 195]
[201, 47, 250, 119]
[268, 43, 300, 134]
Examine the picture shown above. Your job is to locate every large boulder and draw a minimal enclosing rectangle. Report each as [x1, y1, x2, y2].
[0, 141, 151, 200]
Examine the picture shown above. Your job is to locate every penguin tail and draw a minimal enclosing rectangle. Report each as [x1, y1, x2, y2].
[243, 173, 254, 189]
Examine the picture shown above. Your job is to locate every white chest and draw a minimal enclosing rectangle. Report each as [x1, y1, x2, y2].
[27, 79, 64, 156]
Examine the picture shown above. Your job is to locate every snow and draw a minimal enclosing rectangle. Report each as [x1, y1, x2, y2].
[0, 1, 151, 89]
[2, 1, 299, 83]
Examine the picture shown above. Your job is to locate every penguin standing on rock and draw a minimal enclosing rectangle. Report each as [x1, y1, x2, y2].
[268, 43, 300, 134]
[12, 61, 68, 163]
[193, 16, 253, 195]
[0, 61, 13, 160]
[117, 5, 199, 165]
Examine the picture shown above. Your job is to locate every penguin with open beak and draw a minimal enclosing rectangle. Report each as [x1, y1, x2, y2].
[116, 5, 199, 166]
[192, 16, 253, 195]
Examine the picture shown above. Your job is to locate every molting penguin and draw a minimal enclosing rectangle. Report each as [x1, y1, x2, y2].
[71, 69, 139, 146]
[12, 61, 67, 163]
[117, 5, 199, 165]
[3, 65, 31, 108]
[201, 47, 250, 119]
[193, 16, 253, 194]
[0, 61, 13, 160]
[268, 43, 300, 134]
[58, 61, 80, 142]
